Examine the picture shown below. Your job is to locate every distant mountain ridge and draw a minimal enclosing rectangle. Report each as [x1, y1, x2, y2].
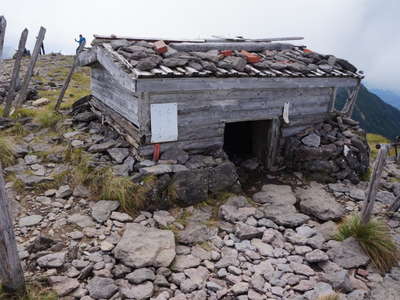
[370, 88, 400, 110]
[336, 85, 400, 141]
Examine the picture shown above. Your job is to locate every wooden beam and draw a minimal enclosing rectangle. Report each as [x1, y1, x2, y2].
[0, 16, 7, 74]
[76, 48, 97, 66]
[0, 163, 26, 295]
[329, 87, 337, 112]
[54, 40, 86, 111]
[266, 118, 281, 169]
[14, 26, 46, 109]
[169, 42, 295, 52]
[3, 29, 28, 117]
[361, 145, 388, 224]
[136, 77, 359, 93]
[93, 34, 205, 43]
[96, 46, 136, 92]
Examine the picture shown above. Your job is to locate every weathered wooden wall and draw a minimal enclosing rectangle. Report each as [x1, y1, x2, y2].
[92, 64, 140, 126]
[138, 86, 335, 156]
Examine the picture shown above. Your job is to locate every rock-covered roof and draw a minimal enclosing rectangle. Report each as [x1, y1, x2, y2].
[92, 36, 363, 79]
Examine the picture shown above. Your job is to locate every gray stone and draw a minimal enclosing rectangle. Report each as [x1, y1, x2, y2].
[126, 268, 155, 284]
[297, 183, 345, 221]
[301, 132, 321, 147]
[327, 237, 370, 269]
[74, 111, 97, 122]
[24, 154, 39, 165]
[68, 214, 96, 228]
[37, 252, 66, 268]
[161, 147, 189, 164]
[208, 162, 238, 193]
[290, 262, 315, 276]
[171, 255, 201, 271]
[73, 184, 90, 198]
[107, 147, 129, 163]
[113, 223, 175, 268]
[56, 185, 73, 198]
[49, 276, 79, 297]
[169, 170, 208, 206]
[19, 215, 42, 227]
[177, 223, 217, 245]
[235, 223, 262, 240]
[253, 184, 296, 205]
[87, 277, 118, 299]
[110, 211, 133, 222]
[263, 205, 310, 227]
[376, 191, 396, 205]
[91, 200, 120, 223]
[305, 249, 329, 263]
[231, 282, 249, 295]
[153, 210, 175, 227]
[140, 164, 188, 175]
[88, 140, 116, 153]
[350, 188, 365, 201]
[16, 174, 52, 186]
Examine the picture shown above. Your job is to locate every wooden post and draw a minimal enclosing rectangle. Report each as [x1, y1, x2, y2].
[342, 82, 361, 118]
[0, 163, 26, 295]
[0, 16, 7, 74]
[54, 40, 86, 111]
[14, 26, 46, 109]
[3, 29, 28, 117]
[361, 145, 388, 223]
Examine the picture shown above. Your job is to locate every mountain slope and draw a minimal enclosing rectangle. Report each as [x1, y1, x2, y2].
[370, 88, 400, 110]
[336, 85, 400, 141]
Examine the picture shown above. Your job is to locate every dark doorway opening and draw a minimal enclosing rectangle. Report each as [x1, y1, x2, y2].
[223, 120, 271, 164]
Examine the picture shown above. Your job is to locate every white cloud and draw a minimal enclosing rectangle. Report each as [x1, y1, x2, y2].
[2, 0, 399, 92]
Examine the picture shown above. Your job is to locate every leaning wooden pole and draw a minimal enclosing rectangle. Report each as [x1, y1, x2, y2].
[54, 40, 86, 112]
[3, 29, 28, 117]
[0, 163, 26, 296]
[0, 16, 7, 74]
[361, 145, 388, 224]
[14, 26, 46, 109]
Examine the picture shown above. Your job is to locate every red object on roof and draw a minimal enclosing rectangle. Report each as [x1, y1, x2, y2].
[220, 50, 233, 57]
[240, 50, 262, 63]
[303, 48, 313, 53]
[154, 40, 168, 54]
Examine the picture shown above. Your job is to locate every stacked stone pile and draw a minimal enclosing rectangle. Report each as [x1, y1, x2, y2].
[282, 115, 370, 184]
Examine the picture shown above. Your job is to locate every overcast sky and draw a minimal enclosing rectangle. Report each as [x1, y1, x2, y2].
[2, 0, 399, 92]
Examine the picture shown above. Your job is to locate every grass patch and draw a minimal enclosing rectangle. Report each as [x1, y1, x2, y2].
[317, 293, 340, 300]
[0, 137, 16, 167]
[367, 133, 395, 160]
[334, 215, 400, 272]
[0, 282, 57, 300]
[35, 111, 62, 129]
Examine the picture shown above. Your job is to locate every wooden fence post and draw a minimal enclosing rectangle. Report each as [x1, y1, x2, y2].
[3, 29, 28, 117]
[14, 26, 46, 110]
[0, 163, 26, 295]
[54, 40, 86, 111]
[0, 16, 7, 74]
[361, 145, 388, 223]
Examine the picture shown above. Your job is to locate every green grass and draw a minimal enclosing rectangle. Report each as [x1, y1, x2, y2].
[0, 137, 15, 167]
[35, 111, 62, 129]
[367, 133, 394, 159]
[0, 283, 57, 300]
[317, 294, 340, 300]
[334, 215, 400, 272]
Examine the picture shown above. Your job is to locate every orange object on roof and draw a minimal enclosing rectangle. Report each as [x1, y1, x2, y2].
[240, 50, 262, 63]
[220, 50, 233, 57]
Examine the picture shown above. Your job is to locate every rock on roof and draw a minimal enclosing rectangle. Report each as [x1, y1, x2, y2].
[91, 36, 363, 79]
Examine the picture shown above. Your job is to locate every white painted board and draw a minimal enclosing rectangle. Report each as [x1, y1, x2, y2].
[151, 103, 178, 143]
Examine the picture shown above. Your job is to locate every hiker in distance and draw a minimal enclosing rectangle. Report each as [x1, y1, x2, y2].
[75, 34, 86, 54]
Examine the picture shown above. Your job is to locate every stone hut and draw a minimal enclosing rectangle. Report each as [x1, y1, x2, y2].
[78, 35, 364, 175]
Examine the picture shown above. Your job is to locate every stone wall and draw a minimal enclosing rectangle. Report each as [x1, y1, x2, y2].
[281, 114, 370, 184]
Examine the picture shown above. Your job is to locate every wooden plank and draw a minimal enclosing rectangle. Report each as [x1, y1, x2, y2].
[77, 48, 97, 66]
[96, 46, 136, 92]
[90, 98, 141, 151]
[3, 28, 28, 117]
[14, 26, 46, 108]
[0, 16, 6, 75]
[0, 163, 26, 295]
[149, 87, 331, 103]
[55, 40, 86, 111]
[136, 77, 359, 92]
[92, 65, 139, 126]
[139, 136, 223, 157]
[266, 118, 281, 169]
[361, 145, 388, 223]
[169, 42, 295, 52]
[329, 87, 337, 112]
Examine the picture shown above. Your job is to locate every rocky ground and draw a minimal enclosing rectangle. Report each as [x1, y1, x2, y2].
[1, 55, 400, 300]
